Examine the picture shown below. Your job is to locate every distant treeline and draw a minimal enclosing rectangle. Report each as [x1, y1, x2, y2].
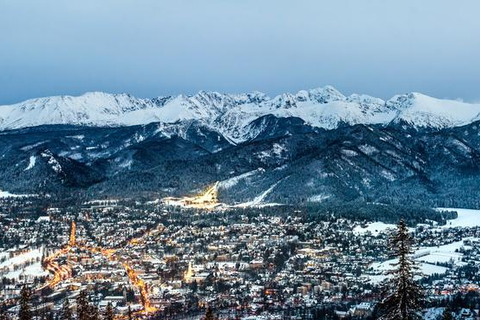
[177, 200, 458, 226]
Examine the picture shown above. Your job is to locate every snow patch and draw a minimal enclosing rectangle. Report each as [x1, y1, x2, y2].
[41, 150, 62, 173]
[3, 86, 480, 143]
[219, 169, 264, 189]
[353, 222, 396, 236]
[24, 156, 36, 171]
[307, 194, 331, 203]
[235, 180, 283, 207]
[358, 144, 377, 155]
[0, 190, 37, 198]
[436, 208, 480, 229]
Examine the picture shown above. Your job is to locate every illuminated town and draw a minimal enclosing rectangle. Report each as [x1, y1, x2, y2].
[162, 182, 221, 210]
[1, 190, 480, 319]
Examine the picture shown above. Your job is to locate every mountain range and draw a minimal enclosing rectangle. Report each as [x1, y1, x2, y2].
[1, 86, 480, 208]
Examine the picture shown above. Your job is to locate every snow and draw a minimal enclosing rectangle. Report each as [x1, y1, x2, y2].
[363, 208, 480, 285]
[389, 93, 480, 128]
[235, 181, 282, 207]
[0, 249, 43, 268]
[24, 155, 36, 171]
[256, 144, 286, 160]
[436, 208, 480, 228]
[3, 262, 47, 279]
[0, 248, 48, 279]
[0, 190, 36, 198]
[370, 259, 448, 279]
[219, 169, 264, 190]
[66, 135, 85, 140]
[341, 149, 358, 157]
[307, 194, 331, 203]
[358, 144, 378, 155]
[424, 308, 447, 320]
[2, 86, 480, 143]
[354, 208, 480, 238]
[20, 141, 47, 151]
[367, 237, 477, 285]
[41, 150, 62, 173]
[381, 170, 396, 181]
[353, 222, 396, 236]
[415, 238, 476, 266]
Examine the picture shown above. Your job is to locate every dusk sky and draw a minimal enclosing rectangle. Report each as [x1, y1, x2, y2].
[1, 0, 479, 104]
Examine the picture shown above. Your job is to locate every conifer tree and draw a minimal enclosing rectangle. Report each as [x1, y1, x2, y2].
[103, 303, 114, 320]
[127, 305, 133, 320]
[379, 219, 423, 320]
[442, 305, 453, 320]
[76, 290, 89, 320]
[203, 306, 216, 320]
[88, 304, 99, 320]
[0, 302, 9, 320]
[60, 299, 72, 320]
[18, 286, 32, 320]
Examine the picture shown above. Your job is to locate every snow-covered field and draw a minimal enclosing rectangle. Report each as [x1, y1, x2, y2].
[0, 248, 48, 279]
[370, 258, 449, 279]
[415, 238, 475, 266]
[356, 208, 480, 237]
[365, 208, 480, 284]
[436, 208, 480, 229]
[368, 237, 478, 284]
[0, 190, 37, 198]
[353, 222, 396, 236]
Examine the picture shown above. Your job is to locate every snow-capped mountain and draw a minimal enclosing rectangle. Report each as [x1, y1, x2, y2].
[2, 86, 480, 143]
[3, 85, 480, 207]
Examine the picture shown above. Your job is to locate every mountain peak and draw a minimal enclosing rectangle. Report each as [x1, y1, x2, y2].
[2, 87, 480, 139]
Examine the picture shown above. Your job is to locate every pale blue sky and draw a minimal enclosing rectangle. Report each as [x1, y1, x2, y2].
[1, 0, 479, 104]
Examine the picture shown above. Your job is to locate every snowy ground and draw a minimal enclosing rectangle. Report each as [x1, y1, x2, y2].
[0, 190, 37, 198]
[234, 181, 282, 208]
[0, 248, 48, 279]
[436, 208, 480, 229]
[365, 208, 480, 284]
[370, 258, 449, 279]
[353, 222, 396, 236]
[415, 238, 475, 266]
[356, 208, 480, 237]
[368, 238, 478, 284]
[424, 308, 446, 320]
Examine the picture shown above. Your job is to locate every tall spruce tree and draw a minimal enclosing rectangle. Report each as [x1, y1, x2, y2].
[442, 305, 453, 320]
[18, 286, 32, 320]
[379, 219, 423, 320]
[203, 307, 216, 320]
[127, 305, 133, 320]
[0, 302, 9, 320]
[60, 299, 72, 320]
[88, 304, 99, 320]
[103, 303, 114, 320]
[76, 291, 90, 320]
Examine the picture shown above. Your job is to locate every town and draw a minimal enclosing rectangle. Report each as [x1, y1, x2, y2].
[0, 193, 479, 320]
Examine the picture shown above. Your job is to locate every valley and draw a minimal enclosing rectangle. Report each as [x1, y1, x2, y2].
[2, 88, 480, 319]
[0, 194, 479, 319]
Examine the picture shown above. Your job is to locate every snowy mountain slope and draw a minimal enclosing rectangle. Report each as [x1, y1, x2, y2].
[2, 117, 480, 208]
[387, 93, 480, 128]
[2, 87, 480, 143]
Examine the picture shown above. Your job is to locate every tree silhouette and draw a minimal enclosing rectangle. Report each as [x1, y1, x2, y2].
[0, 302, 10, 320]
[18, 286, 32, 320]
[442, 305, 453, 320]
[76, 290, 90, 320]
[127, 305, 133, 320]
[88, 304, 99, 320]
[203, 306, 217, 320]
[104, 303, 114, 320]
[60, 299, 73, 320]
[379, 220, 423, 320]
